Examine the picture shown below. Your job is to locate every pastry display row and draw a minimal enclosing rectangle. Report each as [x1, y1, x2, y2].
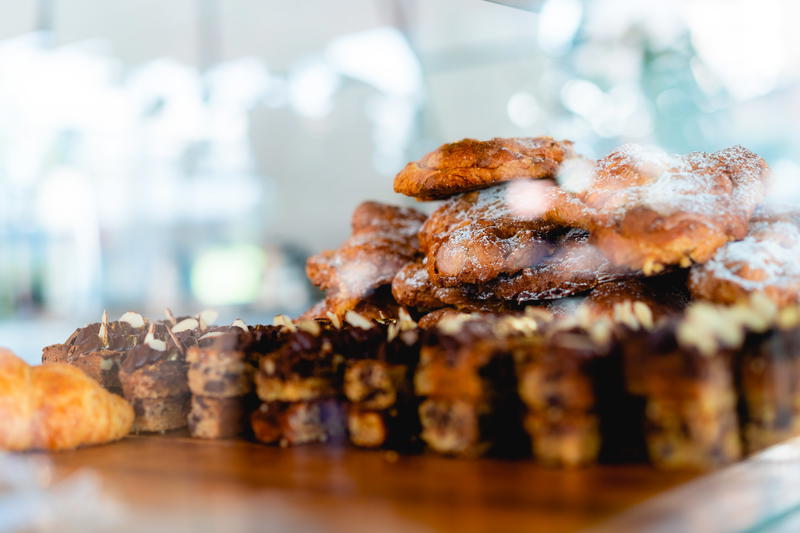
[0, 135, 797, 472]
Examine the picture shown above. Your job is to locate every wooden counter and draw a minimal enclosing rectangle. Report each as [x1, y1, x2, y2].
[43, 433, 800, 533]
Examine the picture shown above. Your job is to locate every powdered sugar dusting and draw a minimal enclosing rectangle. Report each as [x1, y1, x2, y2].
[693, 216, 800, 299]
[588, 143, 767, 220]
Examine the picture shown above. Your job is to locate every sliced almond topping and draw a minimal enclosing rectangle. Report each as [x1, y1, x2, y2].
[272, 314, 297, 332]
[98, 322, 110, 347]
[119, 311, 145, 329]
[778, 306, 800, 329]
[326, 312, 342, 329]
[632, 301, 654, 330]
[166, 326, 184, 355]
[345, 311, 374, 330]
[199, 331, 227, 341]
[197, 309, 219, 329]
[172, 318, 199, 333]
[296, 320, 322, 336]
[231, 318, 248, 331]
[437, 313, 475, 335]
[397, 308, 417, 331]
[387, 322, 400, 342]
[144, 323, 167, 351]
[524, 306, 554, 323]
[613, 302, 639, 330]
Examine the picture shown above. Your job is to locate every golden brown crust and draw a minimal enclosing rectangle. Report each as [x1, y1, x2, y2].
[306, 201, 426, 316]
[300, 287, 401, 322]
[394, 137, 573, 200]
[689, 207, 800, 307]
[557, 145, 769, 273]
[392, 259, 492, 311]
[579, 273, 690, 322]
[0, 349, 133, 451]
[470, 229, 629, 302]
[418, 184, 563, 286]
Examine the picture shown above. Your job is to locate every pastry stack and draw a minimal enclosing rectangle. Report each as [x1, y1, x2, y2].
[251, 318, 347, 446]
[185, 321, 270, 439]
[341, 310, 422, 450]
[118, 322, 193, 432]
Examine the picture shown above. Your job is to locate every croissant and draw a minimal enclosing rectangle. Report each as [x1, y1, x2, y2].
[0, 348, 134, 451]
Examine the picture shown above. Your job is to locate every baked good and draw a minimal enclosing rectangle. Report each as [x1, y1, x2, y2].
[251, 400, 346, 446]
[252, 318, 352, 445]
[118, 324, 190, 432]
[394, 137, 574, 200]
[418, 184, 563, 286]
[391, 259, 520, 312]
[186, 323, 283, 439]
[469, 228, 629, 302]
[306, 201, 426, 317]
[188, 395, 258, 439]
[129, 396, 189, 433]
[0, 349, 133, 451]
[735, 304, 800, 452]
[619, 304, 746, 469]
[341, 312, 423, 449]
[415, 316, 533, 457]
[558, 144, 769, 273]
[42, 311, 149, 392]
[511, 327, 606, 466]
[300, 286, 402, 323]
[578, 272, 690, 323]
[689, 206, 800, 307]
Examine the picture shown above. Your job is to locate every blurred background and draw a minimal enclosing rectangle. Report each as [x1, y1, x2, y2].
[1, 0, 800, 361]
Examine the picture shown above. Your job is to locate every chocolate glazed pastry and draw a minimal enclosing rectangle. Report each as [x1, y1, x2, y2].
[118, 323, 191, 433]
[187, 323, 284, 439]
[415, 317, 528, 458]
[619, 313, 743, 469]
[736, 317, 800, 453]
[342, 313, 423, 451]
[252, 320, 349, 446]
[42, 311, 149, 393]
[510, 327, 610, 467]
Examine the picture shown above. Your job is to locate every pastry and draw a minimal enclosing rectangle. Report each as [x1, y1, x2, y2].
[418, 184, 563, 287]
[511, 327, 607, 466]
[394, 137, 574, 200]
[250, 400, 346, 446]
[735, 303, 800, 452]
[342, 311, 423, 449]
[118, 324, 190, 432]
[689, 206, 800, 307]
[306, 201, 426, 317]
[188, 395, 259, 440]
[42, 311, 149, 392]
[619, 304, 745, 469]
[187, 323, 284, 439]
[415, 316, 532, 457]
[578, 272, 690, 323]
[0, 349, 133, 451]
[469, 228, 629, 302]
[391, 259, 519, 312]
[559, 144, 769, 273]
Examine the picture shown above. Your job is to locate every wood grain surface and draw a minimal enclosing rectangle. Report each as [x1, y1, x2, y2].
[41, 431, 701, 533]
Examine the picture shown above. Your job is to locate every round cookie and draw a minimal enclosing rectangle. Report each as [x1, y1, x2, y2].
[394, 137, 574, 200]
